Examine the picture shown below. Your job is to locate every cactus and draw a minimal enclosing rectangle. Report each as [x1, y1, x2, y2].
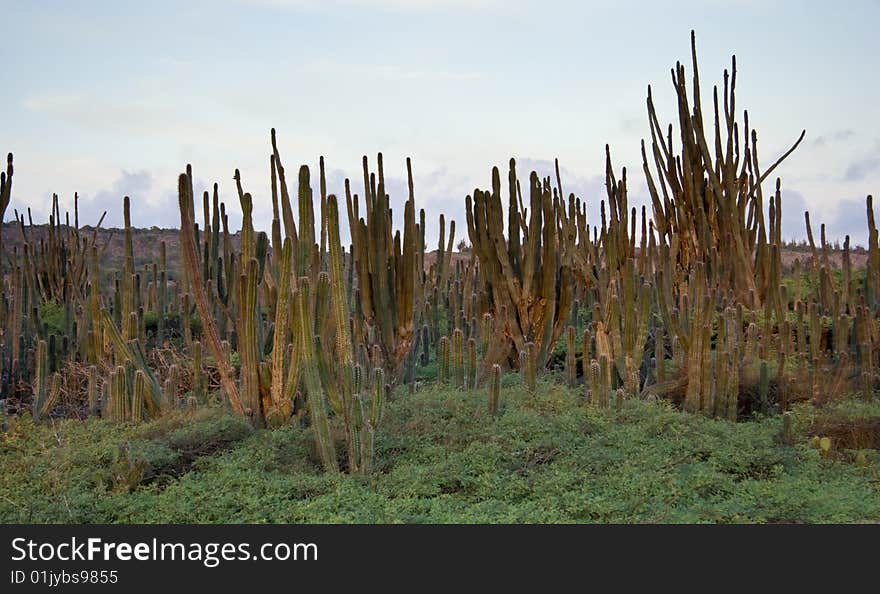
[87, 365, 99, 417]
[438, 336, 450, 384]
[192, 341, 204, 402]
[370, 367, 384, 428]
[4, 33, 879, 475]
[465, 162, 573, 371]
[267, 238, 293, 420]
[565, 325, 576, 388]
[237, 257, 262, 424]
[131, 370, 147, 423]
[581, 328, 592, 386]
[293, 277, 338, 473]
[178, 167, 244, 417]
[452, 328, 464, 388]
[345, 154, 426, 383]
[480, 313, 493, 356]
[654, 330, 665, 385]
[781, 411, 794, 445]
[587, 359, 600, 405]
[598, 356, 611, 408]
[106, 365, 128, 422]
[101, 309, 164, 416]
[32, 339, 48, 420]
[466, 337, 477, 391]
[327, 194, 369, 472]
[643, 31, 803, 309]
[488, 363, 501, 415]
[420, 324, 430, 367]
[32, 344, 62, 422]
[521, 342, 536, 393]
[758, 360, 770, 415]
[0, 153, 12, 264]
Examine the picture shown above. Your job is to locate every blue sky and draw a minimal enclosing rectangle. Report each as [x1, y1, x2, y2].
[4, 0, 879, 246]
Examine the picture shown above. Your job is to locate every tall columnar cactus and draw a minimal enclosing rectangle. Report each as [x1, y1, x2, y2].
[866, 196, 880, 308]
[587, 359, 600, 405]
[101, 308, 164, 416]
[178, 167, 244, 417]
[357, 366, 386, 476]
[653, 329, 665, 385]
[565, 325, 577, 388]
[488, 363, 501, 415]
[605, 260, 652, 397]
[758, 360, 770, 414]
[597, 355, 611, 408]
[438, 336, 450, 384]
[370, 367, 384, 430]
[345, 154, 425, 382]
[293, 277, 338, 473]
[121, 197, 136, 342]
[105, 365, 128, 422]
[156, 242, 168, 347]
[237, 257, 262, 424]
[328, 193, 379, 474]
[192, 341, 204, 402]
[466, 163, 573, 371]
[266, 238, 294, 425]
[581, 328, 592, 384]
[643, 31, 803, 308]
[521, 342, 536, 393]
[87, 365, 99, 417]
[656, 261, 717, 413]
[466, 337, 477, 391]
[452, 328, 464, 388]
[165, 364, 181, 409]
[32, 339, 48, 420]
[131, 370, 147, 423]
[0, 153, 12, 272]
[480, 312, 493, 356]
[420, 324, 430, 366]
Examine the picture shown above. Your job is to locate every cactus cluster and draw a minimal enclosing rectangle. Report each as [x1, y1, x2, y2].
[2, 32, 878, 480]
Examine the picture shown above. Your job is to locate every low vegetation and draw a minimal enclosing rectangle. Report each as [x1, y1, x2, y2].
[2, 382, 878, 524]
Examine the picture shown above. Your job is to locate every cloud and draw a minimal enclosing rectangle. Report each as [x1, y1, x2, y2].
[515, 157, 651, 230]
[313, 159, 476, 250]
[844, 155, 880, 181]
[824, 196, 871, 247]
[22, 93, 177, 137]
[842, 139, 880, 181]
[74, 169, 179, 229]
[776, 188, 808, 241]
[812, 129, 855, 147]
[620, 117, 643, 134]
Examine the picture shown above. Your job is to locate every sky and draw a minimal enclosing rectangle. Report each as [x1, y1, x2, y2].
[3, 0, 879, 247]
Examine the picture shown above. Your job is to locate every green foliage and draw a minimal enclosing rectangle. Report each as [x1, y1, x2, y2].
[2, 386, 878, 523]
[39, 301, 66, 336]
